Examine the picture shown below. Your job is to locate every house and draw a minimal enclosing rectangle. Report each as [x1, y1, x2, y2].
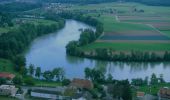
[70, 78, 93, 90]
[159, 87, 170, 99]
[0, 85, 18, 97]
[0, 72, 15, 80]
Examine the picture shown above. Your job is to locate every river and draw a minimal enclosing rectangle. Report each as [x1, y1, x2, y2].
[26, 20, 170, 81]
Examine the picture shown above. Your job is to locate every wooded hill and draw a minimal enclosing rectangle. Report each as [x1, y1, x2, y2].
[43, 0, 170, 6]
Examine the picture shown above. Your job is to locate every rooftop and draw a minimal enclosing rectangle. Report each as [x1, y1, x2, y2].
[0, 72, 15, 79]
[70, 78, 93, 89]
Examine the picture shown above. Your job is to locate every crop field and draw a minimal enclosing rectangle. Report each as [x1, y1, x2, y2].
[7, 1, 170, 55]
[82, 42, 170, 51]
[118, 15, 170, 30]
[70, 2, 170, 52]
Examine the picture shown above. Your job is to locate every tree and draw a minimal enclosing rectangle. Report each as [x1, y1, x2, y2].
[144, 76, 148, 85]
[62, 79, 71, 86]
[106, 73, 113, 83]
[24, 76, 35, 86]
[84, 67, 91, 79]
[150, 73, 158, 85]
[43, 71, 54, 81]
[53, 67, 65, 82]
[19, 66, 28, 76]
[0, 78, 6, 85]
[14, 55, 26, 71]
[122, 81, 132, 100]
[159, 74, 165, 83]
[29, 64, 34, 76]
[13, 75, 23, 85]
[35, 67, 41, 78]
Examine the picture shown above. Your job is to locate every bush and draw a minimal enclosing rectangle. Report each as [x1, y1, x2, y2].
[62, 79, 71, 86]
[24, 76, 35, 86]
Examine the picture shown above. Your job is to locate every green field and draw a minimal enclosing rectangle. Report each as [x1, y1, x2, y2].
[69, 2, 170, 52]
[34, 79, 62, 87]
[82, 42, 170, 51]
[161, 30, 170, 37]
[0, 96, 18, 100]
[138, 83, 170, 95]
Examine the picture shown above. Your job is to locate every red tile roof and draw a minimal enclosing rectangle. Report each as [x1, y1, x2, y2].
[0, 72, 15, 79]
[70, 78, 93, 89]
[137, 92, 145, 97]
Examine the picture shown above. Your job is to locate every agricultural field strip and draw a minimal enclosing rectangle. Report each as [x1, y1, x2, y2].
[147, 24, 170, 38]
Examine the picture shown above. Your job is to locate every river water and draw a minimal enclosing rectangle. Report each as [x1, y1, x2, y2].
[26, 20, 170, 81]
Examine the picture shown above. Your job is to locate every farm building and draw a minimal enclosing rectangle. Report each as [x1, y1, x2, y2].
[31, 89, 70, 99]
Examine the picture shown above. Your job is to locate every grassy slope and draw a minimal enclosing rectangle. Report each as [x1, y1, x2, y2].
[0, 58, 16, 74]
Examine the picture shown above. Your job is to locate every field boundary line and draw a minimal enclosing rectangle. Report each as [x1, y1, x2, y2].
[147, 24, 170, 38]
[115, 15, 120, 22]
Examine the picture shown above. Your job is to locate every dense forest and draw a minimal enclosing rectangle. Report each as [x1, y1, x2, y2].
[0, 2, 42, 12]
[0, 12, 13, 27]
[43, 0, 170, 6]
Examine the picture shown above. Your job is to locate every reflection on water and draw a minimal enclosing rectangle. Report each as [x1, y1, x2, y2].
[26, 20, 170, 82]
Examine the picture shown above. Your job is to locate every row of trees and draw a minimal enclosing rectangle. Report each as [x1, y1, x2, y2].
[131, 73, 165, 86]
[10, 65, 67, 86]
[92, 49, 170, 62]
[15, 62, 66, 82]
[77, 48, 170, 62]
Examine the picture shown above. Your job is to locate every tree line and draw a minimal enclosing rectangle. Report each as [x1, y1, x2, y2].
[43, 0, 170, 6]
[0, 2, 42, 12]
[131, 73, 165, 86]
[5, 65, 69, 86]
[80, 48, 170, 62]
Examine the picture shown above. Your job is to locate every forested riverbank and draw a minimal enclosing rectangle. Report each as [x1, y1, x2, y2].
[0, 12, 65, 72]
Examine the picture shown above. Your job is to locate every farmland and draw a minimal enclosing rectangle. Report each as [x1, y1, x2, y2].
[68, 2, 170, 52]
